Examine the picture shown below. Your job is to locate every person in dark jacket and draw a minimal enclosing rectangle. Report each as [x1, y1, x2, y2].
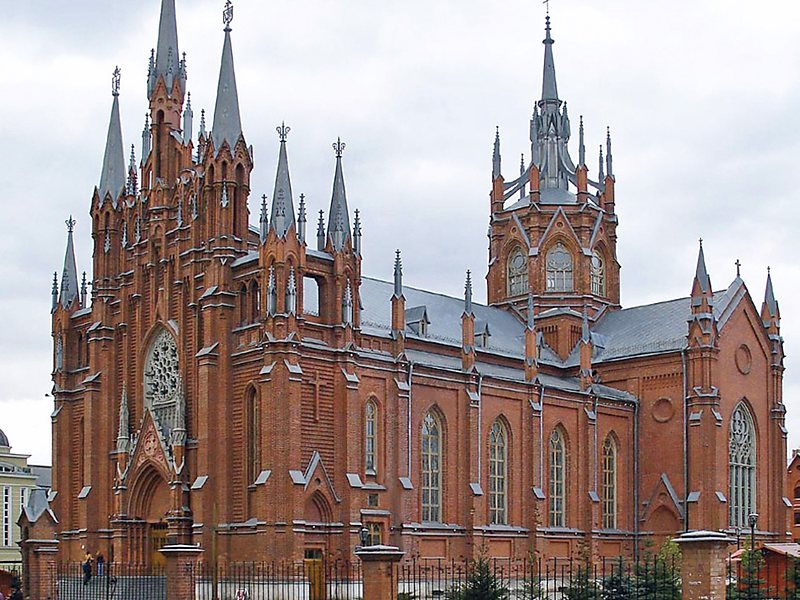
[82, 557, 93, 585]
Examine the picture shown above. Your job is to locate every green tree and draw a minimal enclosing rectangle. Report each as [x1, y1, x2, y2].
[445, 555, 509, 600]
[634, 539, 681, 599]
[729, 544, 764, 600]
[558, 543, 600, 600]
[601, 558, 634, 600]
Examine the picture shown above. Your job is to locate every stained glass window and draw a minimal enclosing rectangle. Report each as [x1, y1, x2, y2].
[546, 243, 574, 292]
[729, 403, 756, 528]
[507, 247, 529, 296]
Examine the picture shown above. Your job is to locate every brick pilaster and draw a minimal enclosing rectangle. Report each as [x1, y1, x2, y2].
[356, 545, 405, 600]
[674, 530, 730, 600]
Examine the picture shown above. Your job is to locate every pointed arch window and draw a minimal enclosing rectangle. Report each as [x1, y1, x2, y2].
[245, 387, 260, 485]
[591, 251, 605, 296]
[365, 400, 378, 475]
[239, 284, 248, 325]
[729, 403, 756, 528]
[601, 436, 617, 529]
[421, 412, 443, 523]
[488, 420, 508, 525]
[507, 247, 529, 296]
[549, 428, 566, 527]
[250, 281, 260, 323]
[546, 242, 574, 292]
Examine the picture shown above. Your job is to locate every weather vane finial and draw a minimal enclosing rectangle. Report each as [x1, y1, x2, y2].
[223, 0, 234, 30]
[277, 121, 291, 142]
[112, 66, 121, 97]
[333, 137, 346, 158]
[66, 216, 76, 233]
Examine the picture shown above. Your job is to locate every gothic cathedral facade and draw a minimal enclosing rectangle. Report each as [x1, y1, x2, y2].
[46, 1, 789, 564]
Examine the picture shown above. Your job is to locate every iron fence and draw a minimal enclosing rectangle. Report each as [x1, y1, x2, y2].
[54, 563, 166, 600]
[192, 559, 362, 600]
[398, 555, 681, 599]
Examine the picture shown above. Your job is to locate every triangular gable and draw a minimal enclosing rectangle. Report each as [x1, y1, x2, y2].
[303, 451, 341, 504]
[641, 473, 684, 522]
[126, 407, 173, 482]
[531, 207, 581, 256]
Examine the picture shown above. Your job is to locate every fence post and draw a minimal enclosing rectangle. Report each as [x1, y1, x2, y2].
[356, 545, 405, 600]
[19, 538, 58, 600]
[674, 530, 731, 600]
[160, 544, 204, 600]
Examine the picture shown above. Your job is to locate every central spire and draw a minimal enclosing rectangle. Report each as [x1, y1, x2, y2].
[98, 67, 126, 205]
[541, 16, 559, 102]
[148, 0, 185, 99]
[211, 0, 243, 152]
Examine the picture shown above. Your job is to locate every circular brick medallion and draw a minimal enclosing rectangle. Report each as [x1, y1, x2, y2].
[735, 344, 752, 375]
[652, 397, 675, 423]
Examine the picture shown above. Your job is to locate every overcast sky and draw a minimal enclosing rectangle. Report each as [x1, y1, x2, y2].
[1, 0, 798, 465]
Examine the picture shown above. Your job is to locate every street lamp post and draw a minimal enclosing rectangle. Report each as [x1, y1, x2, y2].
[747, 513, 759, 600]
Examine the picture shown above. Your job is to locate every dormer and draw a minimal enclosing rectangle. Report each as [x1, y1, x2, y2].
[406, 306, 430, 337]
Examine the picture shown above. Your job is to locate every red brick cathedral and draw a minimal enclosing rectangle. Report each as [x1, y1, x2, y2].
[47, 0, 789, 565]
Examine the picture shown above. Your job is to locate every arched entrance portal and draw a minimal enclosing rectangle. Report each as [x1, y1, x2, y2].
[129, 465, 171, 567]
[304, 491, 334, 559]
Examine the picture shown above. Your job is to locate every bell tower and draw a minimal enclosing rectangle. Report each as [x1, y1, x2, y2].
[486, 16, 620, 358]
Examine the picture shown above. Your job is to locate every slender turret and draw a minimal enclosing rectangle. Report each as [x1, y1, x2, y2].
[98, 67, 126, 205]
[326, 138, 351, 252]
[211, 1, 243, 152]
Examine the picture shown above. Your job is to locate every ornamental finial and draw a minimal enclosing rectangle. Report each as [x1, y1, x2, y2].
[223, 0, 233, 30]
[333, 137, 346, 158]
[112, 66, 121, 97]
[277, 121, 291, 142]
[66, 216, 76, 233]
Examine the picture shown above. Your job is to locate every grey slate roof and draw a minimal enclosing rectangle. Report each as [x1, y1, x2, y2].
[98, 94, 126, 203]
[590, 286, 738, 362]
[0, 427, 8, 448]
[360, 277, 525, 355]
[211, 27, 243, 151]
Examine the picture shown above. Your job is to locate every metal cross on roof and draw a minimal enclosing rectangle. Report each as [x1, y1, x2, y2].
[735, 259, 741, 278]
[112, 66, 121, 97]
[277, 122, 291, 141]
[223, 0, 233, 30]
[66, 216, 76, 233]
[333, 137, 346, 158]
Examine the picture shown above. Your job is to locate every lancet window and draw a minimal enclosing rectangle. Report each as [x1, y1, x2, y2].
[488, 420, 508, 525]
[549, 428, 566, 527]
[421, 412, 443, 523]
[365, 400, 378, 475]
[507, 247, 529, 296]
[729, 403, 756, 528]
[601, 436, 617, 529]
[591, 251, 605, 296]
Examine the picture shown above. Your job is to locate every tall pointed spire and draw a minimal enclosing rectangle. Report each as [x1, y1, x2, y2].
[764, 268, 779, 318]
[694, 239, 711, 295]
[211, 0, 243, 151]
[541, 16, 559, 102]
[492, 126, 501, 179]
[148, 0, 185, 99]
[270, 123, 295, 238]
[393, 249, 403, 298]
[60, 217, 79, 309]
[98, 67, 126, 204]
[327, 138, 352, 251]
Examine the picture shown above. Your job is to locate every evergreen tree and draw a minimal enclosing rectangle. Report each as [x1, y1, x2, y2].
[601, 558, 634, 600]
[445, 555, 509, 600]
[635, 539, 681, 599]
[558, 543, 600, 600]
